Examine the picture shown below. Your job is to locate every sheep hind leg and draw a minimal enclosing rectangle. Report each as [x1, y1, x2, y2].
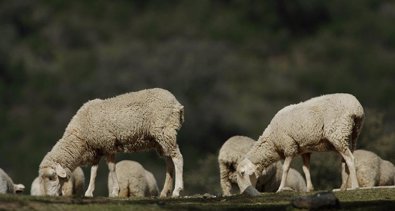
[302, 153, 314, 192]
[107, 154, 119, 197]
[84, 164, 99, 197]
[277, 157, 293, 192]
[160, 156, 175, 197]
[171, 146, 184, 197]
[339, 148, 359, 190]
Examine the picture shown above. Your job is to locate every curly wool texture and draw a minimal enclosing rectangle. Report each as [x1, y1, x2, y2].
[40, 88, 184, 172]
[246, 93, 364, 173]
[31, 167, 85, 196]
[218, 136, 306, 195]
[38, 88, 184, 197]
[341, 150, 395, 188]
[0, 168, 24, 194]
[108, 160, 159, 197]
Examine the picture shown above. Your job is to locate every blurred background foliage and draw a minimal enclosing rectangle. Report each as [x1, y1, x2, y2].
[1, 0, 395, 196]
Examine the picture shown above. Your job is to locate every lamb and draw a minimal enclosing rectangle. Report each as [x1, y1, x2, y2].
[218, 135, 306, 196]
[37, 88, 184, 197]
[31, 167, 85, 196]
[0, 168, 25, 194]
[236, 93, 364, 195]
[340, 149, 395, 188]
[108, 160, 159, 197]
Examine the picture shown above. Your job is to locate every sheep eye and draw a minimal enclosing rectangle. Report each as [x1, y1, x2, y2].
[48, 175, 57, 181]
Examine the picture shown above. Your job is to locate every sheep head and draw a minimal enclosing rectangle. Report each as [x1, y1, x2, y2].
[38, 163, 70, 196]
[236, 158, 258, 194]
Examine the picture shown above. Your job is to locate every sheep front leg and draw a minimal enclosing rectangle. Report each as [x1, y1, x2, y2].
[339, 148, 359, 189]
[277, 157, 292, 192]
[302, 153, 314, 192]
[84, 164, 98, 197]
[171, 146, 184, 197]
[107, 154, 119, 197]
[160, 156, 174, 197]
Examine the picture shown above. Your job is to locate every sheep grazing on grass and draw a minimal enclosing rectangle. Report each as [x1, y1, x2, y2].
[341, 150, 395, 189]
[31, 167, 85, 196]
[236, 93, 364, 196]
[38, 88, 184, 197]
[0, 168, 25, 194]
[108, 160, 159, 197]
[218, 136, 306, 196]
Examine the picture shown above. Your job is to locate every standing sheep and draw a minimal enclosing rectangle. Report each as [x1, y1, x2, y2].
[38, 88, 184, 197]
[0, 168, 25, 194]
[340, 149, 395, 188]
[108, 160, 159, 197]
[236, 93, 364, 195]
[218, 135, 306, 196]
[31, 167, 85, 196]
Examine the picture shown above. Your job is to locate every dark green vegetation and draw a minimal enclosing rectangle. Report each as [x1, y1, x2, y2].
[1, 0, 395, 196]
[2, 188, 395, 210]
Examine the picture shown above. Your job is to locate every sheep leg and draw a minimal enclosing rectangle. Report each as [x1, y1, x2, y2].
[302, 153, 314, 192]
[340, 162, 350, 190]
[84, 164, 98, 197]
[219, 162, 232, 196]
[160, 156, 174, 197]
[107, 154, 119, 197]
[277, 157, 292, 192]
[339, 148, 359, 189]
[171, 146, 184, 197]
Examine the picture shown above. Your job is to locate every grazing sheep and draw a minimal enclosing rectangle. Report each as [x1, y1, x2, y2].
[0, 168, 25, 194]
[38, 88, 184, 197]
[108, 160, 159, 197]
[340, 150, 395, 188]
[218, 135, 306, 196]
[236, 93, 364, 195]
[31, 167, 85, 196]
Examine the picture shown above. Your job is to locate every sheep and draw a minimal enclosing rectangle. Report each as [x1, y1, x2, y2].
[37, 88, 184, 197]
[218, 135, 306, 196]
[340, 149, 395, 188]
[108, 160, 159, 197]
[236, 93, 364, 195]
[0, 168, 25, 194]
[31, 167, 85, 196]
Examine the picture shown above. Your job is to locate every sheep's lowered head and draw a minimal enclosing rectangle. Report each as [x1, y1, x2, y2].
[14, 184, 25, 193]
[236, 158, 259, 195]
[38, 163, 71, 196]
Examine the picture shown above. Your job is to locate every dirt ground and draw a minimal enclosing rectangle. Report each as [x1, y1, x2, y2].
[1, 188, 395, 210]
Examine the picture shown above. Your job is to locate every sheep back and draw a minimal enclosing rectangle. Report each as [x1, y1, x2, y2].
[269, 93, 364, 155]
[109, 160, 159, 197]
[342, 150, 384, 188]
[378, 160, 395, 186]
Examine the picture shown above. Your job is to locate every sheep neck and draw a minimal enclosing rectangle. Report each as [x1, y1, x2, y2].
[40, 133, 88, 172]
[246, 135, 281, 176]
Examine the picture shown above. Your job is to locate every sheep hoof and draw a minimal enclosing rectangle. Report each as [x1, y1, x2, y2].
[84, 191, 94, 197]
[172, 188, 183, 197]
[242, 186, 261, 197]
[291, 191, 340, 209]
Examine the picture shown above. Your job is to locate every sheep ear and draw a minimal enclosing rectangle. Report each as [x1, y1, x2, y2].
[55, 164, 67, 178]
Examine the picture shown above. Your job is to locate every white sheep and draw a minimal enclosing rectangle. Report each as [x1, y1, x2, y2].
[236, 93, 364, 195]
[340, 149, 395, 188]
[218, 135, 306, 196]
[31, 167, 85, 196]
[108, 160, 159, 197]
[0, 168, 25, 194]
[38, 88, 184, 197]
